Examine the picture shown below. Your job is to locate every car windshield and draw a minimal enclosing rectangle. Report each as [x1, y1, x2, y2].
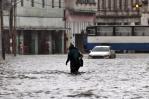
[92, 47, 110, 52]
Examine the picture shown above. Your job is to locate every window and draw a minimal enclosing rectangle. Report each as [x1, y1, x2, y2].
[21, 0, 24, 6]
[98, 0, 100, 10]
[131, 0, 134, 10]
[119, 0, 122, 10]
[31, 0, 34, 7]
[142, 0, 148, 5]
[87, 28, 96, 36]
[59, 0, 61, 8]
[76, 0, 96, 5]
[108, 0, 112, 10]
[52, 0, 54, 8]
[114, 0, 117, 10]
[124, 0, 128, 10]
[102, 0, 105, 10]
[135, 22, 140, 25]
[90, 0, 96, 4]
[42, 0, 45, 8]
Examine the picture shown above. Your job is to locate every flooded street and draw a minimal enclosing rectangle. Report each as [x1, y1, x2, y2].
[0, 54, 149, 99]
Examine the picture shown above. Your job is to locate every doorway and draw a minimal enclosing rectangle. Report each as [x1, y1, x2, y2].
[23, 31, 32, 54]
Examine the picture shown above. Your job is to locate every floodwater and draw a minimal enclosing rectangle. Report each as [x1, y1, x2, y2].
[0, 54, 149, 99]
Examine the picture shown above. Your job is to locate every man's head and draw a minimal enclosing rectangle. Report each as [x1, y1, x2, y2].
[69, 43, 75, 50]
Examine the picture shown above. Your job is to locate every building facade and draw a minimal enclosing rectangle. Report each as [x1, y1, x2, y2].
[3, 0, 66, 54]
[96, 0, 149, 25]
[141, 0, 149, 25]
[64, 0, 97, 51]
[2, 0, 149, 55]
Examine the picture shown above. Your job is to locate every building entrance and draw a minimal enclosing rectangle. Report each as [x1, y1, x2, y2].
[52, 31, 63, 54]
[23, 31, 32, 54]
[38, 32, 49, 54]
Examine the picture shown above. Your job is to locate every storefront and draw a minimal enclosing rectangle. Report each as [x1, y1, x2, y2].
[16, 29, 66, 55]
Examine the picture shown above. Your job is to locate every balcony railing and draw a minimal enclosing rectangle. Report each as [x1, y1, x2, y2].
[96, 10, 141, 18]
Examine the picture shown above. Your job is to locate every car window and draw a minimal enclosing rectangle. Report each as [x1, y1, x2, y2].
[92, 47, 110, 52]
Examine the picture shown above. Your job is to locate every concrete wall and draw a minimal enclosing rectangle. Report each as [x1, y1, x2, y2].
[17, 0, 64, 18]
[3, 0, 65, 28]
[16, 17, 64, 29]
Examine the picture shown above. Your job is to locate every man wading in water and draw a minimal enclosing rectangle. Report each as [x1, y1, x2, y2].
[66, 44, 83, 74]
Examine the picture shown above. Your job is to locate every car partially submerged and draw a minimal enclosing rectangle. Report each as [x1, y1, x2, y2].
[88, 46, 116, 59]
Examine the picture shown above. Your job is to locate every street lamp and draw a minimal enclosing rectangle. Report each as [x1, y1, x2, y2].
[133, 3, 142, 10]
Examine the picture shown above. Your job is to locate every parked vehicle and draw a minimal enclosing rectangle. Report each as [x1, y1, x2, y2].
[88, 46, 116, 59]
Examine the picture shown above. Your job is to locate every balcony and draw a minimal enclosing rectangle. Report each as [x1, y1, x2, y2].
[66, 0, 97, 13]
[96, 10, 141, 18]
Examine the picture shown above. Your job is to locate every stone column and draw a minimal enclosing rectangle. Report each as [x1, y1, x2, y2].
[34, 31, 38, 54]
[48, 32, 52, 54]
[61, 31, 64, 53]
[19, 31, 24, 54]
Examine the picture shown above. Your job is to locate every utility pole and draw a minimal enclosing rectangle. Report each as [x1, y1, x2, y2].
[0, 0, 5, 60]
[9, 0, 13, 54]
[9, 0, 16, 56]
[12, 0, 16, 56]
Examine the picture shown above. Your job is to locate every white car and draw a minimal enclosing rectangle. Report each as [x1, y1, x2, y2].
[88, 46, 116, 59]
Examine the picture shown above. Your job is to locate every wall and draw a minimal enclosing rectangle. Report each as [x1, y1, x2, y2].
[4, 0, 65, 29]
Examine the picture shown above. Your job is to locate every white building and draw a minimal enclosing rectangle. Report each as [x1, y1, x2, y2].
[3, 0, 67, 54]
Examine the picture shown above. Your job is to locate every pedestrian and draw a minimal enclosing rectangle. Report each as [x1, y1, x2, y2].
[66, 43, 83, 74]
[18, 42, 24, 54]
